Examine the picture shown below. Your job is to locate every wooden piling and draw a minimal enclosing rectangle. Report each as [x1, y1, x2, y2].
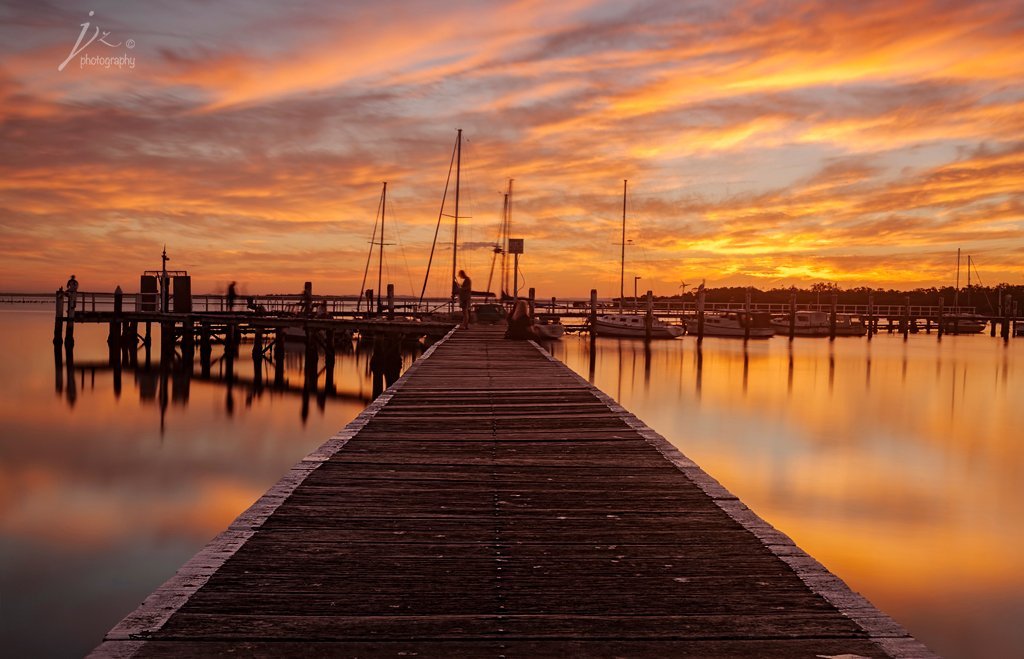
[108, 286, 122, 347]
[743, 287, 751, 342]
[386, 284, 395, 320]
[589, 289, 598, 342]
[1002, 294, 1011, 340]
[53, 289, 64, 346]
[274, 328, 286, 387]
[787, 292, 796, 342]
[644, 290, 653, 342]
[528, 287, 536, 316]
[902, 297, 910, 340]
[828, 292, 837, 341]
[937, 298, 944, 339]
[867, 292, 875, 338]
[697, 287, 706, 344]
[64, 295, 76, 349]
[550, 296, 556, 314]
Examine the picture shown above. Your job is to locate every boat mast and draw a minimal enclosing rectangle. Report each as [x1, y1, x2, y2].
[620, 179, 627, 313]
[452, 128, 462, 302]
[954, 248, 960, 310]
[376, 181, 387, 312]
[505, 178, 513, 298]
[967, 254, 971, 307]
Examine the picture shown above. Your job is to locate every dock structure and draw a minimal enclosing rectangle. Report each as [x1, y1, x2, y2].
[91, 326, 933, 658]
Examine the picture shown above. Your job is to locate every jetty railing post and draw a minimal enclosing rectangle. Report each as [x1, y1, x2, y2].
[902, 296, 911, 340]
[64, 292, 76, 349]
[589, 289, 598, 340]
[743, 287, 751, 342]
[53, 289, 64, 346]
[866, 292, 874, 338]
[386, 284, 395, 320]
[697, 287, 706, 344]
[644, 290, 653, 342]
[528, 288, 536, 316]
[108, 286, 123, 349]
[829, 292, 837, 341]
[1001, 293, 1011, 341]
[937, 298, 945, 339]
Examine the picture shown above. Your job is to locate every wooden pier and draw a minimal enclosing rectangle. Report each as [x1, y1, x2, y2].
[91, 325, 932, 658]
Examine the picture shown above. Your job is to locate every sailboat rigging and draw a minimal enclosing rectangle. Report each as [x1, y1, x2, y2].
[594, 180, 683, 339]
[356, 184, 387, 313]
[419, 129, 463, 310]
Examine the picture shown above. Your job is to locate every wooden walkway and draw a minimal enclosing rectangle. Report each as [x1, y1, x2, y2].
[91, 326, 934, 658]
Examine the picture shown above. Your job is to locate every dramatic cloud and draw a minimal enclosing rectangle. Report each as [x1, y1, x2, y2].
[1, 0, 1022, 295]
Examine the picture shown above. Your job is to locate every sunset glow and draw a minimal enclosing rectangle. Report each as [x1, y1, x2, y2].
[1, 0, 1022, 295]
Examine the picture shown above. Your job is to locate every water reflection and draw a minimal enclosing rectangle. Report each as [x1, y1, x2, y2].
[2, 311, 430, 657]
[548, 333, 1024, 659]
[52, 327, 420, 428]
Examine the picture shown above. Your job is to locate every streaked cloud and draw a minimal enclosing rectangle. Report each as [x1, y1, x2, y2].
[1, 0, 1022, 295]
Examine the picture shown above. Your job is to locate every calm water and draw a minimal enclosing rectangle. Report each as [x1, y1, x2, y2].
[548, 332, 1024, 659]
[2, 310, 1022, 658]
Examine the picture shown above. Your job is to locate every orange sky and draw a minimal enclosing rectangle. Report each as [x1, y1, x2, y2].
[1, 0, 1022, 297]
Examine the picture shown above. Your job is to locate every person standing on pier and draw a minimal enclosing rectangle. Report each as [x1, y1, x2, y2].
[458, 270, 472, 329]
[227, 281, 237, 311]
[65, 274, 78, 313]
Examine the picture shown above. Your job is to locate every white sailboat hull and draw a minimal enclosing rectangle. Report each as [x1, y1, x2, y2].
[594, 315, 683, 339]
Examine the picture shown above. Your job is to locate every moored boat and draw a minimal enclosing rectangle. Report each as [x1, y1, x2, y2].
[534, 314, 566, 340]
[594, 313, 684, 339]
[689, 311, 774, 338]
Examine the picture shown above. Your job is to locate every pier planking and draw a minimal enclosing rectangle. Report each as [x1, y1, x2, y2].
[90, 325, 933, 658]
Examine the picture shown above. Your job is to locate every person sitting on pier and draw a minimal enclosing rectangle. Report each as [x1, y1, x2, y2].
[246, 296, 267, 315]
[505, 300, 538, 340]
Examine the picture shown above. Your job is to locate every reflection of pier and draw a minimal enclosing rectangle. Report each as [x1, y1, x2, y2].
[53, 318, 423, 425]
[91, 326, 933, 658]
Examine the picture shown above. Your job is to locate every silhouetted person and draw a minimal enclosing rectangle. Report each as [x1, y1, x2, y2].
[505, 300, 538, 340]
[457, 270, 472, 329]
[66, 274, 78, 312]
[227, 281, 237, 311]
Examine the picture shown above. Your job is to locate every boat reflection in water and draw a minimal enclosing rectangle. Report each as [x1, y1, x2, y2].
[549, 332, 1024, 659]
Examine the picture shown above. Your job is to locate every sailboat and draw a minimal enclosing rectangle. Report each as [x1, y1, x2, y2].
[943, 249, 987, 334]
[475, 179, 564, 339]
[593, 180, 683, 339]
[419, 129, 474, 321]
